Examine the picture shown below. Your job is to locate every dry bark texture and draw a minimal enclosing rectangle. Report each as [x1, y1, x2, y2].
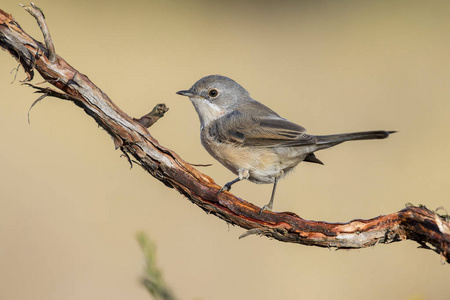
[1, 4, 449, 262]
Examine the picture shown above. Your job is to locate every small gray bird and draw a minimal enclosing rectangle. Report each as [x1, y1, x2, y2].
[177, 75, 394, 211]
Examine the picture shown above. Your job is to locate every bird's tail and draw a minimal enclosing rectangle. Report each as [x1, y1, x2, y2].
[315, 130, 395, 147]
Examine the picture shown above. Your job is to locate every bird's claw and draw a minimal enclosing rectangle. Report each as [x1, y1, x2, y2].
[259, 204, 273, 214]
[217, 183, 232, 195]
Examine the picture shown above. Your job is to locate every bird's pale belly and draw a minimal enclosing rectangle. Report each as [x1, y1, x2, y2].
[201, 138, 313, 184]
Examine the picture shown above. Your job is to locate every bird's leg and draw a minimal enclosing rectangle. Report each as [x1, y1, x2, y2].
[219, 177, 241, 193]
[261, 177, 279, 213]
[218, 169, 249, 194]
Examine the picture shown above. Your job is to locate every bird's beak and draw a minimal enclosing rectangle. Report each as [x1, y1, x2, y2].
[176, 89, 195, 97]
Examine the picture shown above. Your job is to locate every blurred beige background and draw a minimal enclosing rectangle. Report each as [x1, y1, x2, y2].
[1, 0, 449, 299]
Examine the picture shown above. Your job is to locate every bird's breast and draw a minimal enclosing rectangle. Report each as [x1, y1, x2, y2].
[200, 130, 307, 184]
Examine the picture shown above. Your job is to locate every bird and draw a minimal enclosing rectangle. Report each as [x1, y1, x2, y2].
[177, 75, 394, 211]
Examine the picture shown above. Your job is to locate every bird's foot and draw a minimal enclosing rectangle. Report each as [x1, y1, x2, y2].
[216, 178, 241, 196]
[259, 204, 273, 214]
[217, 183, 232, 195]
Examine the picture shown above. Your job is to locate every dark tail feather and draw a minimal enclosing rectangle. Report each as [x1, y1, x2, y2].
[316, 130, 396, 146]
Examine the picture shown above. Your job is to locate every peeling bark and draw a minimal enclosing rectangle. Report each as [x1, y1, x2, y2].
[0, 5, 449, 262]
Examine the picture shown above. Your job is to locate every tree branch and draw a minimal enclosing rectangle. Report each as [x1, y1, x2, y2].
[19, 2, 55, 63]
[1, 5, 449, 263]
[134, 104, 169, 128]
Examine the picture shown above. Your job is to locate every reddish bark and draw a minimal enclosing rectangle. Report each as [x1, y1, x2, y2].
[1, 5, 448, 262]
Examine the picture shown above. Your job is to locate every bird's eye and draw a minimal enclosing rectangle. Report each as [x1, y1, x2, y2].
[208, 89, 219, 98]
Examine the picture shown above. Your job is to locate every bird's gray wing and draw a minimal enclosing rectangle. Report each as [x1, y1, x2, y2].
[208, 111, 316, 148]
